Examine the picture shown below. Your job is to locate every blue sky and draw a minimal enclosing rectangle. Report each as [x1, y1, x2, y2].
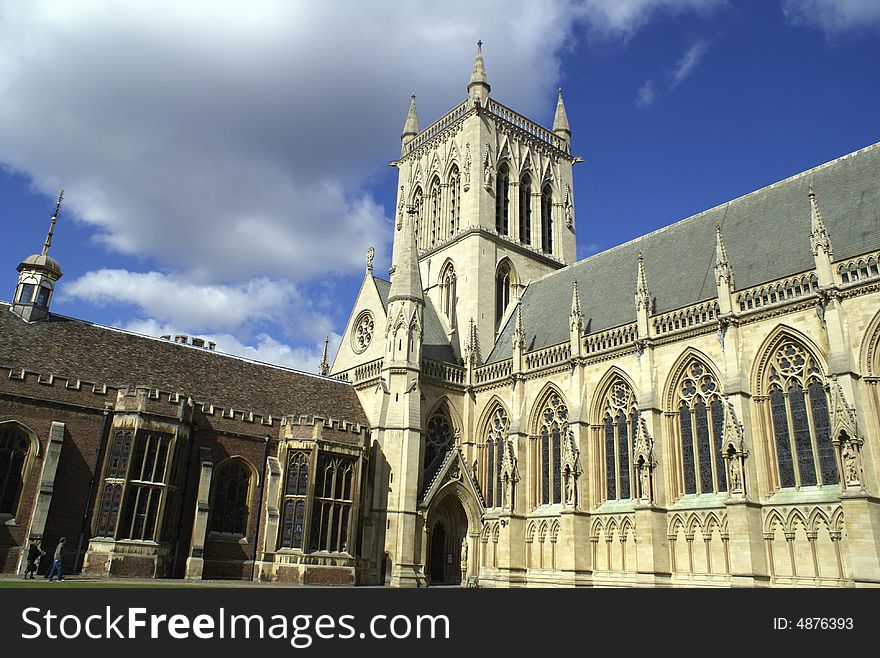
[1, 0, 878, 371]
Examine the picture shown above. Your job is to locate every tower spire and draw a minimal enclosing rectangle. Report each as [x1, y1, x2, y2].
[319, 336, 330, 376]
[569, 280, 584, 333]
[467, 40, 490, 105]
[401, 95, 419, 154]
[388, 206, 424, 304]
[636, 253, 651, 311]
[42, 189, 64, 256]
[552, 88, 571, 142]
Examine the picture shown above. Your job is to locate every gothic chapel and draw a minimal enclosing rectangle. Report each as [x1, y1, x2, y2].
[3, 44, 880, 587]
[331, 43, 880, 587]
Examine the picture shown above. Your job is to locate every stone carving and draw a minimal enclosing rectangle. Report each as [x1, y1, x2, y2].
[842, 441, 860, 486]
[463, 143, 471, 192]
[483, 145, 494, 190]
[634, 417, 656, 503]
[366, 246, 375, 273]
[564, 185, 573, 228]
[829, 379, 864, 489]
[499, 436, 518, 511]
[396, 185, 405, 231]
[560, 429, 581, 509]
[460, 538, 468, 563]
[722, 401, 748, 497]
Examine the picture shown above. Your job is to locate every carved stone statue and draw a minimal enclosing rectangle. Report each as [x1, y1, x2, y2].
[639, 463, 650, 500]
[564, 468, 575, 506]
[729, 455, 742, 493]
[396, 186, 404, 231]
[503, 474, 513, 509]
[463, 143, 471, 192]
[460, 538, 468, 564]
[842, 442, 860, 486]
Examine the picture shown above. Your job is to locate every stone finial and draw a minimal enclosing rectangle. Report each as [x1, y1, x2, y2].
[41, 189, 64, 256]
[467, 40, 490, 103]
[401, 94, 419, 139]
[569, 280, 584, 333]
[808, 185, 832, 258]
[552, 87, 571, 140]
[635, 253, 651, 312]
[319, 336, 330, 376]
[464, 317, 481, 367]
[512, 300, 525, 351]
[366, 246, 375, 274]
[714, 225, 734, 288]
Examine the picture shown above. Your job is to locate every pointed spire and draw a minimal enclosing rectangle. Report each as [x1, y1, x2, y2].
[512, 300, 525, 350]
[809, 185, 832, 257]
[635, 253, 651, 312]
[42, 189, 64, 256]
[319, 336, 330, 376]
[569, 280, 584, 333]
[401, 94, 419, 139]
[388, 206, 424, 304]
[464, 317, 481, 367]
[714, 225, 734, 288]
[467, 40, 490, 104]
[552, 88, 571, 141]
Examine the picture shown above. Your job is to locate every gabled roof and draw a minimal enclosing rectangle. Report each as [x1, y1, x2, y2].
[489, 140, 880, 363]
[0, 303, 368, 426]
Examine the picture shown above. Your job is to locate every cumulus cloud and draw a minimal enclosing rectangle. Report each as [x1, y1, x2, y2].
[572, 0, 723, 41]
[782, 0, 880, 34]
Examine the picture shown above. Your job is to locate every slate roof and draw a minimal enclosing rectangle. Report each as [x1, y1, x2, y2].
[488, 141, 880, 363]
[0, 303, 368, 425]
[373, 277, 458, 363]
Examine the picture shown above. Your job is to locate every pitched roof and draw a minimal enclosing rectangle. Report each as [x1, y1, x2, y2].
[489, 141, 880, 362]
[374, 277, 457, 363]
[0, 303, 368, 426]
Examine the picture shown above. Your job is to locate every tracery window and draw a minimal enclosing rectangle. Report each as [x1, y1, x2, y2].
[541, 184, 553, 254]
[449, 166, 460, 236]
[280, 451, 310, 549]
[309, 455, 355, 553]
[765, 341, 838, 489]
[424, 409, 454, 478]
[519, 174, 532, 245]
[440, 262, 456, 322]
[352, 310, 374, 354]
[117, 431, 173, 541]
[0, 426, 30, 516]
[675, 360, 726, 495]
[210, 460, 251, 535]
[600, 378, 638, 501]
[495, 262, 511, 327]
[496, 163, 510, 235]
[482, 406, 509, 509]
[534, 392, 568, 506]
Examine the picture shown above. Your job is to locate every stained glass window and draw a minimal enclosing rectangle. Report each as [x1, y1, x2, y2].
[675, 360, 723, 495]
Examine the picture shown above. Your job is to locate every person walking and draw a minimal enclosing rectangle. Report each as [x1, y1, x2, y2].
[46, 537, 66, 582]
[23, 539, 45, 580]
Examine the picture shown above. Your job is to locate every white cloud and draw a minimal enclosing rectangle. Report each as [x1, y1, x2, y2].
[121, 317, 341, 373]
[61, 268, 334, 343]
[671, 40, 708, 87]
[572, 0, 723, 41]
[636, 79, 657, 107]
[782, 0, 880, 34]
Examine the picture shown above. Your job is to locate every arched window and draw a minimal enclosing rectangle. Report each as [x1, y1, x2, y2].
[495, 261, 511, 327]
[765, 340, 837, 488]
[520, 174, 532, 245]
[210, 460, 252, 535]
[425, 408, 454, 478]
[0, 425, 30, 516]
[482, 405, 509, 509]
[429, 177, 441, 249]
[440, 261, 456, 322]
[280, 451, 310, 550]
[599, 378, 638, 501]
[496, 163, 510, 235]
[534, 392, 568, 506]
[541, 184, 553, 254]
[449, 165, 460, 236]
[674, 360, 726, 495]
[310, 455, 356, 553]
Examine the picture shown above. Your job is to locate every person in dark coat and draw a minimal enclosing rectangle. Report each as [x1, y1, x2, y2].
[47, 537, 66, 582]
[23, 539, 45, 580]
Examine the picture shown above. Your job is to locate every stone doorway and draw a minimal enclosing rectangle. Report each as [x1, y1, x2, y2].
[425, 493, 468, 585]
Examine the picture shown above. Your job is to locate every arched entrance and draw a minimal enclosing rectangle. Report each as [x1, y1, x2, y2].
[425, 493, 469, 585]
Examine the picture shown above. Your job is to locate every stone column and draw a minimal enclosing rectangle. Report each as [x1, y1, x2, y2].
[19, 421, 65, 573]
[184, 448, 214, 580]
[256, 456, 282, 581]
[840, 493, 880, 586]
[509, 181, 520, 242]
